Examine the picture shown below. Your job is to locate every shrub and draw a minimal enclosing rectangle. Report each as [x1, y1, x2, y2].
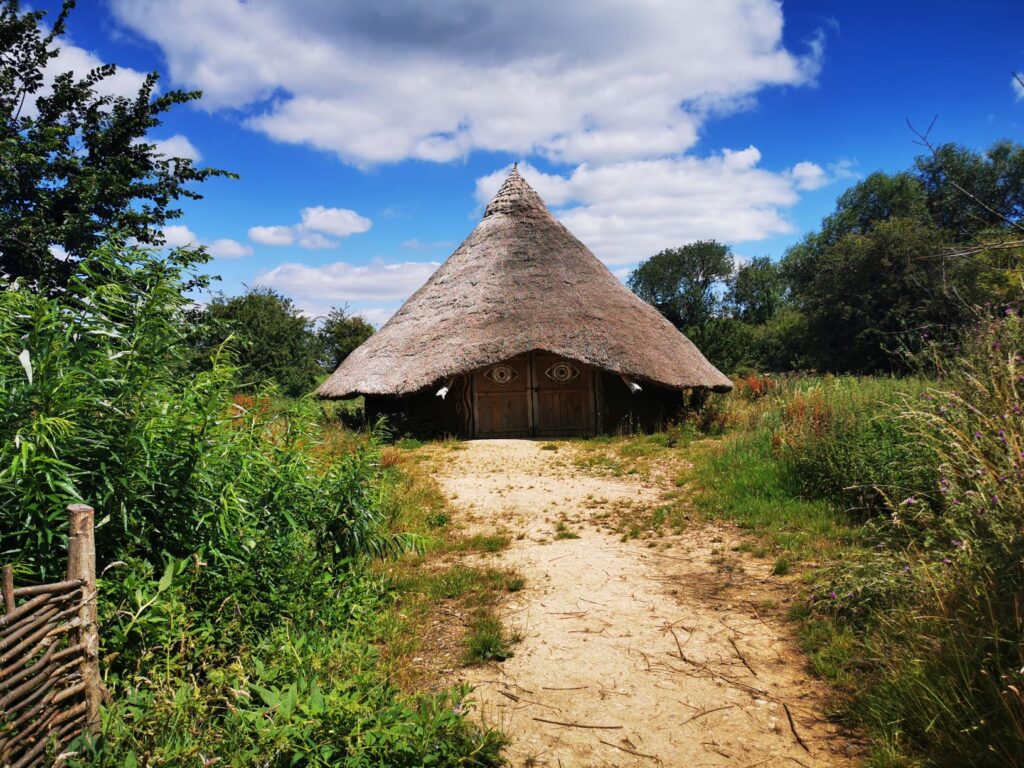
[771, 377, 937, 520]
[0, 244, 502, 765]
[808, 316, 1024, 765]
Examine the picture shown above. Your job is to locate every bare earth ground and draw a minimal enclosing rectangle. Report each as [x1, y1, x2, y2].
[430, 439, 861, 768]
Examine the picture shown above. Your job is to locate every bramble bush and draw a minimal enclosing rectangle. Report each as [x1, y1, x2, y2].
[0, 244, 502, 766]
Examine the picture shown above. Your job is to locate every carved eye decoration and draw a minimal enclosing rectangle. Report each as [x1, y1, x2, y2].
[545, 361, 580, 382]
[484, 364, 518, 384]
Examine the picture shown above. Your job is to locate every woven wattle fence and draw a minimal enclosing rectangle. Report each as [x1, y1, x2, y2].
[0, 505, 102, 768]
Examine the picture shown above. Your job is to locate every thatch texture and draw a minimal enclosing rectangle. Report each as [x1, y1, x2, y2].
[319, 168, 732, 398]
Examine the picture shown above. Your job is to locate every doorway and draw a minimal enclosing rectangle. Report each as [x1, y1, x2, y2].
[472, 352, 596, 438]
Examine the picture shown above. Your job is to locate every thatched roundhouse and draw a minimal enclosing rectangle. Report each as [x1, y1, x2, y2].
[318, 167, 731, 437]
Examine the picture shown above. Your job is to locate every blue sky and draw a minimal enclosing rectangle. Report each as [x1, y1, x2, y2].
[35, 0, 1024, 323]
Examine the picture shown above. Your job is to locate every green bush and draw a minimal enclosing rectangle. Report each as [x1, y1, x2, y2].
[807, 317, 1024, 765]
[0, 244, 502, 765]
[771, 377, 937, 520]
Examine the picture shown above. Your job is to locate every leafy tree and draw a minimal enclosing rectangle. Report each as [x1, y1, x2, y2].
[915, 140, 1024, 238]
[0, 0, 230, 288]
[319, 306, 374, 371]
[627, 240, 734, 329]
[786, 219, 971, 372]
[686, 317, 758, 375]
[201, 288, 322, 397]
[729, 256, 784, 324]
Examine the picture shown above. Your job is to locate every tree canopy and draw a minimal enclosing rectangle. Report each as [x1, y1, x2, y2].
[629, 140, 1024, 375]
[626, 240, 734, 329]
[319, 306, 374, 372]
[0, 0, 230, 289]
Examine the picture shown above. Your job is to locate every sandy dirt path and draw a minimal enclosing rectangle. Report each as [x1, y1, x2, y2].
[433, 439, 859, 768]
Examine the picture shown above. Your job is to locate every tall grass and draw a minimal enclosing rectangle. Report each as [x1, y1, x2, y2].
[835, 315, 1024, 766]
[691, 352, 1024, 764]
[0, 245, 503, 765]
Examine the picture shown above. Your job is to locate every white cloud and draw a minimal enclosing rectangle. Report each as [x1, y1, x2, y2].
[1013, 74, 1024, 101]
[148, 134, 201, 162]
[828, 158, 860, 182]
[254, 260, 439, 322]
[475, 154, 825, 264]
[296, 231, 338, 250]
[300, 206, 372, 237]
[110, 0, 822, 167]
[161, 224, 198, 248]
[206, 238, 253, 259]
[161, 226, 251, 259]
[249, 225, 296, 246]
[47, 39, 149, 100]
[248, 206, 371, 249]
[789, 161, 828, 191]
[402, 238, 455, 250]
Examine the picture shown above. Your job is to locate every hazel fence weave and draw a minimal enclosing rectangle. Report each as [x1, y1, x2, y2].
[0, 505, 102, 768]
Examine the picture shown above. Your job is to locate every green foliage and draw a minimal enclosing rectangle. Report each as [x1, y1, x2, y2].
[771, 377, 937, 519]
[688, 422, 850, 559]
[193, 288, 324, 397]
[464, 612, 517, 665]
[0, 243, 503, 765]
[685, 316, 759, 375]
[627, 240, 734, 329]
[699, 322, 1024, 764]
[729, 256, 785, 325]
[0, 0, 230, 289]
[784, 218, 974, 372]
[627, 142, 1024, 376]
[782, 142, 1024, 373]
[842, 314, 1024, 765]
[320, 306, 374, 371]
[914, 140, 1024, 239]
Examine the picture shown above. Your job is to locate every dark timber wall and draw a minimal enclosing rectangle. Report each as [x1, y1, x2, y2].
[364, 375, 471, 438]
[363, 368, 695, 439]
[598, 372, 686, 434]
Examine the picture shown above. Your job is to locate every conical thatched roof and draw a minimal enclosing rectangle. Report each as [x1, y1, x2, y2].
[318, 167, 732, 398]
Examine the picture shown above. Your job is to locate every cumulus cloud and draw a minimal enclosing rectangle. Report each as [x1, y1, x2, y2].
[161, 224, 199, 248]
[148, 134, 202, 162]
[110, 0, 822, 166]
[161, 225, 251, 258]
[253, 260, 440, 322]
[299, 206, 372, 237]
[249, 226, 296, 246]
[788, 161, 828, 191]
[248, 206, 371, 249]
[206, 238, 253, 259]
[476, 155, 825, 264]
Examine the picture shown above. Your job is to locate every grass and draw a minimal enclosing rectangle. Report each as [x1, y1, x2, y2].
[374, 448, 525, 683]
[464, 611, 521, 664]
[456, 533, 511, 552]
[685, 427, 857, 562]
[553, 520, 580, 540]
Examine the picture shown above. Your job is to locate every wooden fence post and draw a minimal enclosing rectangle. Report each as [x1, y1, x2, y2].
[2, 564, 13, 613]
[66, 504, 102, 735]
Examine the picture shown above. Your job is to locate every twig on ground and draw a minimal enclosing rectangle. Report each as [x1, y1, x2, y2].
[533, 717, 622, 730]
[598, 739, 661, 763]
[729, 636, 757, 677]
[783, 702, 811, 753]
[680, 704, 736, 726]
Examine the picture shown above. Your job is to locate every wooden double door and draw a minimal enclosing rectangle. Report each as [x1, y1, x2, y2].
[473, 352, 596, 438]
